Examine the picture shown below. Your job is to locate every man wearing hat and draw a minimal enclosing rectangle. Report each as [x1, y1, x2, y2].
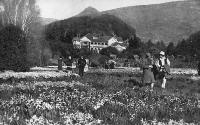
[77, 56, 86, 77]
[155, 51, 170, 89]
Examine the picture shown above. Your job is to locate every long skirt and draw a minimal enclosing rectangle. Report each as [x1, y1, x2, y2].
[142, 68, 155, 84]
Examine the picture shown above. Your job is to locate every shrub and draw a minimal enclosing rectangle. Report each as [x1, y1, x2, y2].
[0, 25, 30, 72]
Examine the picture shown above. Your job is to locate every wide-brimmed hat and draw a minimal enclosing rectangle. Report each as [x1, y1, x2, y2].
[159, 51, 165, 56]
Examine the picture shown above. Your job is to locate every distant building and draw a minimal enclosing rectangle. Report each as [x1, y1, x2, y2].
[72, 33, 128, 53]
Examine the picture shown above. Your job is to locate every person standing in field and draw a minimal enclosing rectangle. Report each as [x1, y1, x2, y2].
[65, 56, 73, 73]
[155, 51, 170, 89]
[58, 56, 63, 70]
[141, 53, 156, 91]
[78, 56, 86, 77]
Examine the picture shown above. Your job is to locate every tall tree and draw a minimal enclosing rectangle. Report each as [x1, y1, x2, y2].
[0, 0, 39, 35]
[128, 34, 142, 49]
[166, 42, 175, 56]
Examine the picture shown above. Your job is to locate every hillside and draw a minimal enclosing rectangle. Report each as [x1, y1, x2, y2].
[45, 14, 136, 42]
[103, 0, 200, 44]
[75, 0, 200, 44]
[77, 6, 101, 17]
[39, 17, 57, 25]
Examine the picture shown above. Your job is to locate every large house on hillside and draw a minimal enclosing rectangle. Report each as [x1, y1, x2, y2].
[73, 33, 128, 53]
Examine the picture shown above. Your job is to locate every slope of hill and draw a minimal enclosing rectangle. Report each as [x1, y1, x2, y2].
[45, 14, 136, 42]
[39, 17, 58, 25]
[75, 0, 200, 44]
[102, 0, 200, 44]
[77, 7, 101, 17]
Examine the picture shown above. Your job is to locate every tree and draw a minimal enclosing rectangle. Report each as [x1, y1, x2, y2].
[128, 34, 142, 49]
[156, 41, 166, 51]
[0, 0, 40, 35]
[100, 46, 119, 57]
[175, 39, 192, 56]
[166, 42, 175, 56]
[146, 39, 154, 48]
[0, 25, 29, 71]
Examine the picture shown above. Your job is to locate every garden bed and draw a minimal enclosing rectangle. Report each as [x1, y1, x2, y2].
[0, 68, 200, 124]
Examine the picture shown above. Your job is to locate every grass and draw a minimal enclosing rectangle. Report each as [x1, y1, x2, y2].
[0, 70, 200, 124]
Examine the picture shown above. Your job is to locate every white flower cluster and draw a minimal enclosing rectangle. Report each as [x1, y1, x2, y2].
[34, 81, 85, 88]
[26, 112, 102, 125]
[0, 70, 79, 79]
[26, 115, 58, 125]
[171, 68, 198, 75]
[141, 119, 196, 125]
[87, 67, 141, 74]
[63, 111, 102, 125]
[87, 67, 198, 75]
[31, 66, 76, 71]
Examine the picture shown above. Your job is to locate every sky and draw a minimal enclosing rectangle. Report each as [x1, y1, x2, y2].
[36, 0, 185, 19]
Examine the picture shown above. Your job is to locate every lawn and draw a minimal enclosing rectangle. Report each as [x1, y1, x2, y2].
[0, 67, 200, 125]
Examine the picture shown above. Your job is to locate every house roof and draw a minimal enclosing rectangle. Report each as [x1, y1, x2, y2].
[72, 37, 80, 41]
[111, 42, 128, 47]
[84, 33, 112, 43]
[80, 33, 123, 43]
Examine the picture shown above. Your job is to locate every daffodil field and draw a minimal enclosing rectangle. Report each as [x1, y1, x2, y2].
[0, 67, 200, 125]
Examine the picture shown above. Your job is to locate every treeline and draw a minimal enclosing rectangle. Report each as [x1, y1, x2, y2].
[118, 34, 200, 61]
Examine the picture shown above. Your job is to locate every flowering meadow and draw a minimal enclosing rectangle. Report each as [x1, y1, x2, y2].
[0, 67, 200, 125]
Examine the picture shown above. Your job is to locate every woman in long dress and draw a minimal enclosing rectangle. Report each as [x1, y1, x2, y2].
[141, 53, 156, 91]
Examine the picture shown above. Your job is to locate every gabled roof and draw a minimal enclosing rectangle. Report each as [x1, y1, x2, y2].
[111, 42, 128, 47]
[80, 33, 125, 43]
[72, 37, 80, 41]
[102, 36, 112, 41]
[84, 33, 112, 43]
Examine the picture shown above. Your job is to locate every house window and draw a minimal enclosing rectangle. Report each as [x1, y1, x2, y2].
[105, 43, 108, 45]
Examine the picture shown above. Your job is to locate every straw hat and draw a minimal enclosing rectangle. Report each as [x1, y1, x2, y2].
[159, 51, 165, 56]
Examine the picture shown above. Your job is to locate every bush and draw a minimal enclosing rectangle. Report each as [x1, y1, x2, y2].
[0, 25, 30, 72]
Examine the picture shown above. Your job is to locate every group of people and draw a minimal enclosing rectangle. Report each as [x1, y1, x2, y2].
[60, 51, 171, 87]
[141, 51, 170, 91]
[61, 56, 86, 77]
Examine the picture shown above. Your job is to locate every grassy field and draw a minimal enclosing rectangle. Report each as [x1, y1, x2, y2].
[0, 68, 200, 125]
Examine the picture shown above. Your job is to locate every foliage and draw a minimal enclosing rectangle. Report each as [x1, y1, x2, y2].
[0, 0, 40, 35]
[187, 31, 200, 59]
[0, 25, 30, 72]
[100, 46, 119, 57]
[128, 34, 142, 49]
[78, 48, 92, 58]
[166, 42, 175, 56]
[89, 53, 109, 67]
[0, 70, 200, 124]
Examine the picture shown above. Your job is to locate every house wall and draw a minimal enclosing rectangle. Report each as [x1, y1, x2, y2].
[108, 37, 118, 46]
[73, 35, 126, 53]
[90, 42, 108, 53]
[73, 40, 81, 48]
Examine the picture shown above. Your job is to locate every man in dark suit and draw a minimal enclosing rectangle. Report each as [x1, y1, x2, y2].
[78, 56, 86, 77]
